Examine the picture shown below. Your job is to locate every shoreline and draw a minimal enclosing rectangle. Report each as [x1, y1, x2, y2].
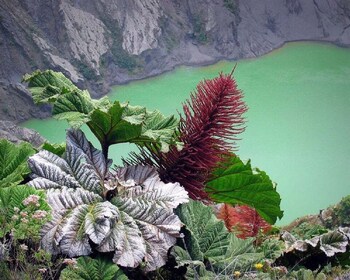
[20, 39, 349, 124]
[108, 39, 348, 89]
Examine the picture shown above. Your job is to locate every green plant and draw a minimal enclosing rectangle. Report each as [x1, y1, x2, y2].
[60, 256, 128, 280]
[290, 221, 328, 240]
[22, 69, 287, 278]
[0, 139, 35, 188]
[23, 70, 180, 158]
[172, 200, 265, 278]
[334, 195, 350, 226]
[27, 129, 188, 271]
[0, 139, 64, 279]
[74, 60, 98, 81]
[192, 14, 207, 43]
[0, 185, 50, 240]
[277, 227, 350, 270]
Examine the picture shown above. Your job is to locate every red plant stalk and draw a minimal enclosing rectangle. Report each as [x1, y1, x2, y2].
[156, 72, 247, 200]
[217, 204, 272, 239]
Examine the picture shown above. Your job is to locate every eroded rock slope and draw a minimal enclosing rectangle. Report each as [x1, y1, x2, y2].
[0, 0, 349, 121]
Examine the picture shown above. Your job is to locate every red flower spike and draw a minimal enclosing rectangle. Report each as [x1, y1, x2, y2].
[217, 204, 272, 239]
[158, 72, 247, 200]
[125, 72, 247, 201]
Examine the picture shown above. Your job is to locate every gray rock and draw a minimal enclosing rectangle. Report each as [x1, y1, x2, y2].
[0, 121, 45, 148]
[0, 0, 349, 122]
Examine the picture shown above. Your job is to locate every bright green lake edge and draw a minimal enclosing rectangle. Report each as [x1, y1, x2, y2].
[22, 42, 350, 225]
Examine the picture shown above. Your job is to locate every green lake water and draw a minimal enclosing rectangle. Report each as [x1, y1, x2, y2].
[22, 42, 350, 225]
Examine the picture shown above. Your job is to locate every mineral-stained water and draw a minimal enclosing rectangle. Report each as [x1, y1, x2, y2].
[23, 42, 350, 225]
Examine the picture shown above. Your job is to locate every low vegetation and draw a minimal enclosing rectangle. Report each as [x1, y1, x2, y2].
[0, 70, 349, 279]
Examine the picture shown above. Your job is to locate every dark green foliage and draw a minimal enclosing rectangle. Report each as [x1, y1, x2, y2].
[0, 185, 50, 239]
[173, 201, 264, 278]
[192, 14, 207, 43]
[75, 60, 99, 80]
[111, 45, 139, 71]
[224, 0, 238, 14]
[0, 140, 35, 188]
[60, 256, 128, 280]
[334, 195, 350, 226]
[41, 142, 66, 156]
[101, 18, 139, 71]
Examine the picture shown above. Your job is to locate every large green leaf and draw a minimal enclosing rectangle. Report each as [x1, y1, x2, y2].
[0, 140, 35, 188]
[173, 201, 263, 277]
[60, 256, 128, 280]
[171, 246, 216, 279]
[176, 200, 230, 262]
[24, 70, 180, 151]
[205, 156, 283, 224]
[218, 234, 264, 272]
[28, 129, 189, 271]
[41, 142, 66, 156]
[53, 90, 95, 128]
[135, 110, 179, 153]
[88, 102, 144, 146]
[23, 70, 79, 104]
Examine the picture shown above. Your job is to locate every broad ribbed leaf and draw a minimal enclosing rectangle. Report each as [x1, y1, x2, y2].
[320, 230, 348, 256]
[121, 104, 146, 125]
[100, 211, 146, 268]
[66, 129, 110, 181]
[339, 227, 350, 239]
[305, 236, 320, 247]
[53, 90, 94, 128]
[89, 102, 144, 146]
[28, 130, 104, 194]
[136, 110, 179, 153]
[256, 237, 284, 262]
[28, 129, 188, 271]
[173, 201, 263, 276]
[216, 234, 264, 272]
[115, 165, 188, 208]
[28, 151, 80, 189]
[114, 196, 185, 271]
[282, 228, 349, 257]
[23, 70, 78, 104]
[41, 142, 66, 156]
[282, 231, 308, 252]
[40, 210, 69, 254]
[171, 246, 215, 279]
[60, 205, 92, 256]
[84, 201, 119, 245]
[46, 187, 102, 211]
[0, 140, 35, 188]
[24, 70, 179, 150]
[206, 156, 283, 224]
[176, 201, 230, 262]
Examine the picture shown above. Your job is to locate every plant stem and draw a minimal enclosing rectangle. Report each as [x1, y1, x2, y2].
[102, 141, 109, 160]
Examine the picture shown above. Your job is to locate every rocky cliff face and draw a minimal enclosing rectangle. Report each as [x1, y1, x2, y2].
[0, 0, 349, 122]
